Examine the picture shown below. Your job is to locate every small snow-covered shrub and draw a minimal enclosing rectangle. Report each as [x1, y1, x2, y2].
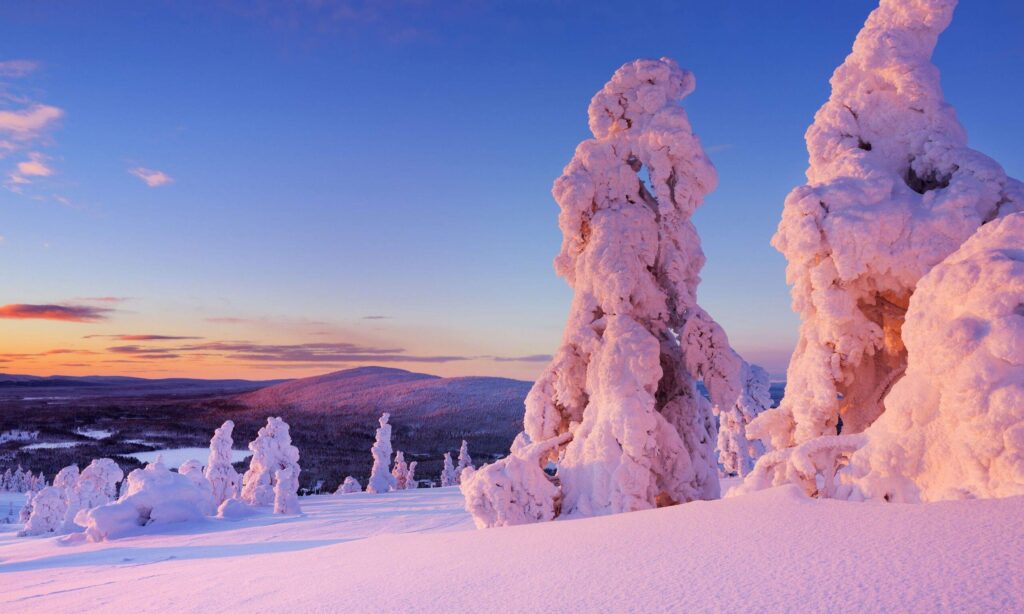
[461, 433, 570, 529]
[241, 417, 301, 509]
[336, 476, 361, 494]
[392, 450, 410, 490]
[273, 467, 301, 514]
[18, 487, 68, 536]
[217, 497, 259, 520]
[78, 461, 211, 542]
[205, 420, 241, 507]
[366, 413, 396, 493]
[406, 461, 418, 490]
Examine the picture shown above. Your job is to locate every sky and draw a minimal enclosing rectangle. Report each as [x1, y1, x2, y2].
[1, 1, 1023, 382]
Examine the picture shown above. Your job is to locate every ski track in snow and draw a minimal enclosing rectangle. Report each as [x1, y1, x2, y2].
[1, 486, 1021, 613]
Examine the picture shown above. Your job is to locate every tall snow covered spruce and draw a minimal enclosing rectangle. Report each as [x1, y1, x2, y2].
[392, 450, 410, 490]
[366, 413, 396, 493]
[240, 417, 301, 512]
[440, 452, 458, 488]
[205, 420, 241, 507]
[463, 57, 757, 525]
[740, 0, 1023, 497]
[455, 440, 474, 484]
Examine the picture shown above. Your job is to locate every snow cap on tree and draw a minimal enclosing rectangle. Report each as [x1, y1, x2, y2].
[336, 476, 361, 494]
[205, 420, 241, 507]
[241, 417, 301, 507]
[366, 413, 396, 493]
[440, 452, 458, 488]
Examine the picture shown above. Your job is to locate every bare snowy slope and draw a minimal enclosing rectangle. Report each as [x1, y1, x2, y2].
[2, 486, 1021, 613]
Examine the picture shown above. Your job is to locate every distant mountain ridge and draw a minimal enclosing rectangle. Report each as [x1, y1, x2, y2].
[0, 372, 283, 400]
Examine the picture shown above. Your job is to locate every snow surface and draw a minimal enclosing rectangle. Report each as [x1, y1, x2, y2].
[1, 486, 1021, 612]
[75, 429, 114, 440]
[127, 448, 251, 468]
[21, 441, 80, 450]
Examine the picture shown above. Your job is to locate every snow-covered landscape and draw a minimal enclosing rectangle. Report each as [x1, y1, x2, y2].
[2, 0, 1023, 611]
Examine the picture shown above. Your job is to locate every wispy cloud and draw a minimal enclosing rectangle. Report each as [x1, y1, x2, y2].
[100, 339, 468, 365]
[0, 105, 63, 141]
[75, 296, 130, 304]
[205, 317, 251, 324]
[85, 333, 202, 341]
[361, 315, 392, 320]
[129, 167, 173, 187]
[0, 60, 39, 78]
[0, 303, 112, 322]
[491, 354, 552, 363]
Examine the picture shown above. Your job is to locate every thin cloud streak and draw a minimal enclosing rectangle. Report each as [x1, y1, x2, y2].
[0, 303, 112, 322]
[129, 167, 173, 187]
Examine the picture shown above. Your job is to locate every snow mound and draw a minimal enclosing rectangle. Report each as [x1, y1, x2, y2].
[842, 212, 1024, 501]
[77, 461, 211, 542]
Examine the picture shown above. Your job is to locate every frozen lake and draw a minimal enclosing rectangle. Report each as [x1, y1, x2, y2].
[126, 448, 251, 468]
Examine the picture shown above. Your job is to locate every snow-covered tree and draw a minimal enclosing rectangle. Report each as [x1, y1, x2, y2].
[1, 468, 11, 491]
[336, 476, 361, 494]
[241, 417, 301, 508]
[455, 440, 473, 484]
[18, 486, 68, 537]
[837, 213, 1024, 501]
[391, 450, 410, 490]
[52, 464, 81, 532]
[273, 466, 301, 514]
[715, 363, 772, 477]
[466, 57, 750, 524]
[205, 420, 241, 507]
[440, 452, 458, 488]
[366, 413, 396, 493]
[742, 0, 1022, 494]
[76, 459, 124, 510]
[406, 461, 418, 490]
[12, 466, 25, 493]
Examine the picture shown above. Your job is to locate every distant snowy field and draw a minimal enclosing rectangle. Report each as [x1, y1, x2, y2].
[125, 448, 252, 467]
[1, 486, 1021, 613]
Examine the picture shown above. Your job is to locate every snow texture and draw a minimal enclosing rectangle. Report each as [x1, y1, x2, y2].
[840, 213, 1024, 501]
[240, 417, 301, 508]
[366, 413, 396, 493]
[476, 57, 749, 522]
[77, 460, 212, 542]
[749, 0, 1024, 480]
[205, 420, 241, 507]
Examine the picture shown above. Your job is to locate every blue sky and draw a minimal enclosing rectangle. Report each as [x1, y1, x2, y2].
[1, 1, 1022, 380]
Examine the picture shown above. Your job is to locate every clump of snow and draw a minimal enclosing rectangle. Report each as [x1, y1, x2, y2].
[461, 432, 569, 528]
[77, 460, 211, 541]
[336, 476, 361, 494]
[240, 417, 301, 510]
[178, 459, 215, 515]
[470, 56, 758, 523]
[748, 0, 1024, 486]
[216, 497, 259, 520]
[366, 413, 396, 493]
[839, 213, 1024, 502]
[205, 420, 241, 508]
[440, 452, 458, 488]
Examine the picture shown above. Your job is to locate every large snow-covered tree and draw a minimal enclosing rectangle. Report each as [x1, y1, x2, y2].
[740, 0, 1023, 496]
[464, 57, 749, 524]
[366, 413, 396, 493]
[205, 420, 241, 507]
[241, 417, 301, 508]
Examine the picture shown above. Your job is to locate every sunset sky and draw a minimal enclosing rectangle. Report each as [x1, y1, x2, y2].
[2, 1, 1022, 381]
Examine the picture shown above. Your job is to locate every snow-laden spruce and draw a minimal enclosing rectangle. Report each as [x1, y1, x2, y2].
[366, 413, 396, 493]
[715, 363, 771, 477]
[205, 420, 241, 507]
[839, 213, 1024, 501]
[337, 476, 361, 494]
[18, 486, 67, 536]
[392, 450, 410, 490]
[273, 467, 301, 514]
[456, 440, 473, 484]
[465, 57, 755, 524]
[406, 461, 418, 489]
[78, 460, 212, 542]
[53, 464, 81, 532]
[240, 417, 301, 511]
[440, 452, 458, 488]
[741, 0, 1023, 496]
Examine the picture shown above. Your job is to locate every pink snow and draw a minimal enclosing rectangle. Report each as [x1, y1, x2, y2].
[2, 487, 1021, 612]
